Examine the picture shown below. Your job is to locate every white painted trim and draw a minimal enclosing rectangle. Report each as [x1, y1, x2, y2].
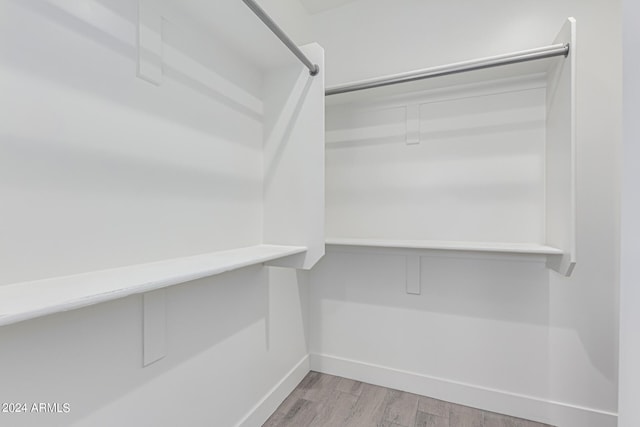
[235, 355, 310, 427]
[310, 353, 617, 427]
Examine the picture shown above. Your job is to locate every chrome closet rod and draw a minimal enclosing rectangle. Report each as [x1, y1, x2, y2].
[241, 0, 319, 76]
[325, 43, 569, 96]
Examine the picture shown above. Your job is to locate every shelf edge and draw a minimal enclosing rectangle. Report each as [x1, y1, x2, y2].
[325, 238, 563, 255]
[0, 245, 307, 327]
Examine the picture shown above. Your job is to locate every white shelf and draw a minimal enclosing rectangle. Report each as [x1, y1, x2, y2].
[325, 238, 563, 255]
[0, 245, 307, 327]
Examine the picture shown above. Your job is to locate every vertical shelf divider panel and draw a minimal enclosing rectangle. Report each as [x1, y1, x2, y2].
[545, 18, 577, 276]
[263, 43, 326, 270]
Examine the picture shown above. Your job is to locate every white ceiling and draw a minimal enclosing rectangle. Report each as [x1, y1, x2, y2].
[298, 0, 358, 14]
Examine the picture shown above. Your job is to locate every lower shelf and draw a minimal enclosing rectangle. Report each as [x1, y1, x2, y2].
[325, 238, 563, 255]
[0, 244, 307, 327]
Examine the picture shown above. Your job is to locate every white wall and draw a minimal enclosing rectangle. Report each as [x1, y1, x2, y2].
[0, 0, 265, 284]
[0, 0, 623, 425]
[307, 1, 621, 426]
[0, 1, 311, 425]
[325, 79, 548, 243]
[618, 0, 640, 425]
[260, 0, 312, 42]
[0, 267, 309, 427]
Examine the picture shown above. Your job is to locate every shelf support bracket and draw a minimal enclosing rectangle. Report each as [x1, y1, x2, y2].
[143, 289, 167, 366]
[406, 254, 421, 295]
[137, 0, 163, 85]
[406, 104, 420, 145]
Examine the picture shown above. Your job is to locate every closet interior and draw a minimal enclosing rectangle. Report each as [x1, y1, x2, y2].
[325, 18, 576, 278]
[0, 2, 596, 426]
[0, 0, 325, 326]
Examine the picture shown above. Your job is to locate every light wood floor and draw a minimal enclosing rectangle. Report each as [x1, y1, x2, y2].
[263, 372, 554, 427]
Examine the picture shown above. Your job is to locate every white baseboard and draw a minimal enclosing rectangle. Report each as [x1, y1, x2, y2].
[235, 355, 310, 427]
[310, 353, 617, 427]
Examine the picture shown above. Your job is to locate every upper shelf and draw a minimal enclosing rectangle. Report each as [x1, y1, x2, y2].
[326, 238, 563, 255]
[0, 244, 306, 327]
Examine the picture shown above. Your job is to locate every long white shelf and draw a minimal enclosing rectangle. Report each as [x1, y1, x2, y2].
[325, 238, 563, 255]
[0, 244, 307, 327]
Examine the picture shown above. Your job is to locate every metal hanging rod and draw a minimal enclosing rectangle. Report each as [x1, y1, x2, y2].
[241, 0, 319, 76]
[325, 43, 569, 96]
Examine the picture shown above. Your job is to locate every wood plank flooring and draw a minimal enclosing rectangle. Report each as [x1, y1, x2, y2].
[263, 372, 554, 427]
